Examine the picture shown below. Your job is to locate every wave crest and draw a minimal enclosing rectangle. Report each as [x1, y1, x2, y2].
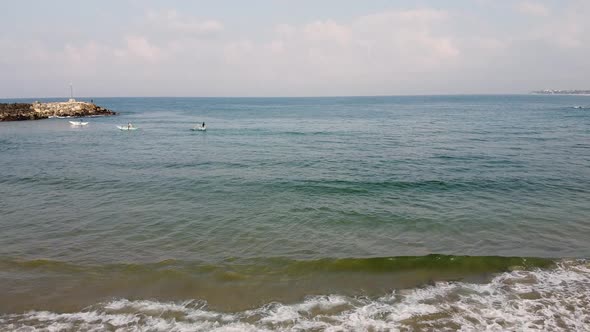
[2, 260, 588, 331]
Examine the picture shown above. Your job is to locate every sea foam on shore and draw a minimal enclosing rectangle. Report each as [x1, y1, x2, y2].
[2, 260, 588, 331]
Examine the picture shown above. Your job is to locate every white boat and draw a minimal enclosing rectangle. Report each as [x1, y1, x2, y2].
[117, 125, 138, 131]
[69, 121, 88, 126]
[191, 125, 206, 131]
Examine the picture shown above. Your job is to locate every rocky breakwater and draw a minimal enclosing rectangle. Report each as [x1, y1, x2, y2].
[0, 99, 116, 121]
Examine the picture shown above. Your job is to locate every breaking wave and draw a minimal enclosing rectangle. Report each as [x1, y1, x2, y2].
[2, 260, 588, 331]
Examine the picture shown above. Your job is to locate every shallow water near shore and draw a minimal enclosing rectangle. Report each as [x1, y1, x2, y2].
[0, 95, 589, 330]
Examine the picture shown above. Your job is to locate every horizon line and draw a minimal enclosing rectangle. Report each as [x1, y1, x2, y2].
[0, 92, 548, 100]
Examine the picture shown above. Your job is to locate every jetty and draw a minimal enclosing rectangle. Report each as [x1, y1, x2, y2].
[0, 99, 116, 121]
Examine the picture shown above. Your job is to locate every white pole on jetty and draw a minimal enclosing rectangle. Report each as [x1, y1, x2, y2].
[69, 83, 74, 100]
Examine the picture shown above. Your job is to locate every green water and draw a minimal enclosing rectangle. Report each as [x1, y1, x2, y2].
[0, 95, 589, 330]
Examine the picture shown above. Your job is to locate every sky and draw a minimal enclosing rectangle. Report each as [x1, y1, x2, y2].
[1, 0, 589, 98]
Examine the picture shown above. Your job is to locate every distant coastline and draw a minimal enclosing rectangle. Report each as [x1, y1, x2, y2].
[532, 89, 590, 95]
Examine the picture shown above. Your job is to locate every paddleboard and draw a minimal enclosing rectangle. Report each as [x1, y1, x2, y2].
[69, 121, 88, 126]
[117, 126, 138, 131]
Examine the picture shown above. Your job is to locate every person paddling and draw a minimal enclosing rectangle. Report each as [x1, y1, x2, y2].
[127, 122, 132, 130]
[202, 122, 205, 128]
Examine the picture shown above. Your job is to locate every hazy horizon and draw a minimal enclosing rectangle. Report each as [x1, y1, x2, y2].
[1, 0, 589, 98]
[1, 93, 573, 100]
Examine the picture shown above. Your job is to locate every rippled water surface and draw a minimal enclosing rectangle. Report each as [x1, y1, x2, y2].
[0, 95, 589, 330]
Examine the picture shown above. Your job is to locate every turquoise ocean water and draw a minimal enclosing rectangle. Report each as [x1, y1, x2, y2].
[0, 95, 589, 330]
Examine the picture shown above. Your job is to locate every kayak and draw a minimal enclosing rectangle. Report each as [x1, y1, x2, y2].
[117, 126, 138, 131]
[69, 121, 88, 126]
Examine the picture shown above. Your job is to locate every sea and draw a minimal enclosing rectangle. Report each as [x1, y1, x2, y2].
[0, 95, 589, 331]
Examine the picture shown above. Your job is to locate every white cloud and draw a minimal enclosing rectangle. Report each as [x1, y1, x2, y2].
[516, 1, 550, 16]
[145, 9, 224, 37]
[3, 3, 590, 97]
[261, 9, 460, 79]
[512, 1, 588, 49]
[224, 40, 254, 64]
[64, 41, 103, 65]
[303, 20, 352, 45]
[115, 36, 162, 62]
[0, 8, 463, 96]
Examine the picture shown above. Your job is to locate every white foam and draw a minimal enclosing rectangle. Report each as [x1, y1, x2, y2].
[2, 260, 589, 331]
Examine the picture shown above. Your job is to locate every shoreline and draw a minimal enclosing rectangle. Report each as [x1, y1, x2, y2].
[0, 254, 561, 313]
[531, 93, 590, 96]
[0, 257, 586, 330]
